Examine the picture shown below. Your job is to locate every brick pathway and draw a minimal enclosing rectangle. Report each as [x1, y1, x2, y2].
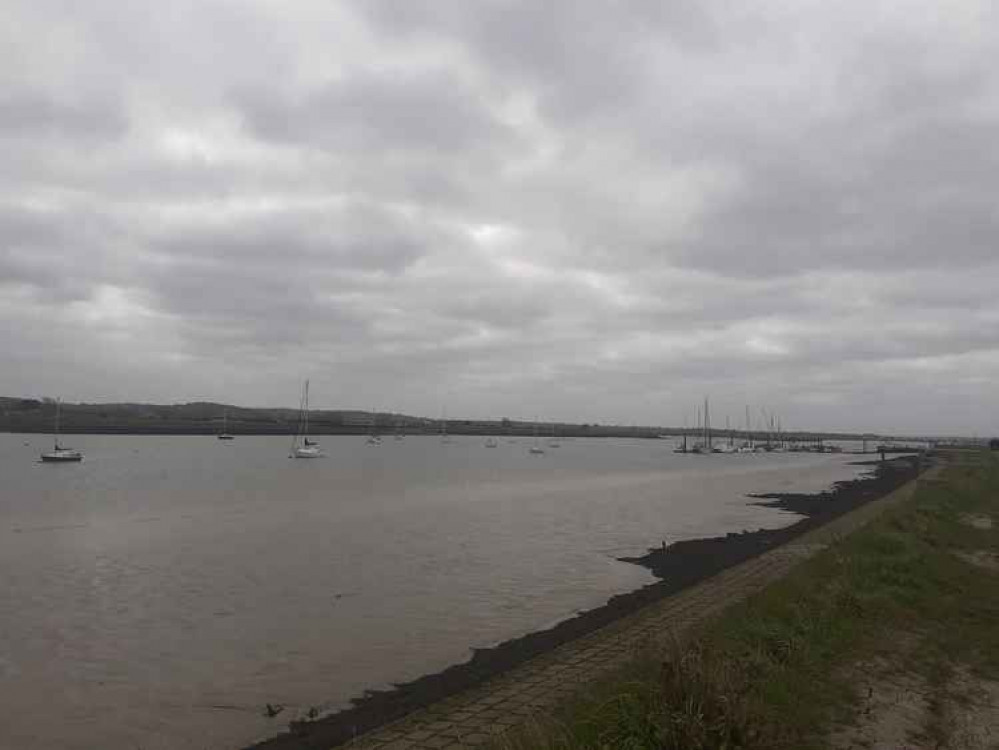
[344, 467, 937, 750]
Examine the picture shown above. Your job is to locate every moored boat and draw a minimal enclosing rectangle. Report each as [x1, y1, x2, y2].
[217, 409, 234, 440]
[41, 400, 83, 463]
[290, 380, 323, 458]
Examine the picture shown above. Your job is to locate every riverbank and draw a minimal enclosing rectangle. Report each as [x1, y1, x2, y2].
[502, 449, 998, 749]
[246, 455, 923, 749]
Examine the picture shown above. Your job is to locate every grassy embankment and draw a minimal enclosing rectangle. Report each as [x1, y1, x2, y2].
[504, 450, 999, 749]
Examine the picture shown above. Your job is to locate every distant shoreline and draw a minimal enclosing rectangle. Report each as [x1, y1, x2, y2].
[0, 396, 906, 443]
[245, 454, 924, 750]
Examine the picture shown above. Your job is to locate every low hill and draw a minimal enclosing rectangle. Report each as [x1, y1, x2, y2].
[0, 396, 927, 443]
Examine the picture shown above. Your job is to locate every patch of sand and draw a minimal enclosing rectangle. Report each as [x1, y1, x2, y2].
[831, 661, 999, 750]
[830, 669, 930, 749]
[949, 667, 999, 750]
[954, 549, 999, 573]
[960, 514, 994, 530]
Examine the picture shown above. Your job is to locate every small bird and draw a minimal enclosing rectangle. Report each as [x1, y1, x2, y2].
[265, 703, 284, 718]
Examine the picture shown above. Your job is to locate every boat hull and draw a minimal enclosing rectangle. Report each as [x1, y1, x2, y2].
[41, 452, 83, 462]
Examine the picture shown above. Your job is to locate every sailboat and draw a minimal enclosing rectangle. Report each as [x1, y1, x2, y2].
[217, 409, 234, 440]
[439, 410, 451, 444]
[529, 420, 545, 455]
[485, 436, 498, 448]
[40, 399, 83, 462]
[715, 415, 737, 453]
[366, 410, 382, 445]
[690, 404, 706, 454]
[737, 405, 754, 452]
[548, 423, 560, 448]
[674, 411, 690, 453]
[290, 380, 322, 458]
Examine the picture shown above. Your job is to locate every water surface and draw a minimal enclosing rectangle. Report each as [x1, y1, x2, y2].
[0, 434, 869, 749]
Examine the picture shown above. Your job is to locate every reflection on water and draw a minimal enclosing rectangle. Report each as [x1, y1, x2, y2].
[0, 434, 869, 749]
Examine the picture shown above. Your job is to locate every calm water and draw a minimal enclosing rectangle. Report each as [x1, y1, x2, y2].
[0, 434, 869, 749]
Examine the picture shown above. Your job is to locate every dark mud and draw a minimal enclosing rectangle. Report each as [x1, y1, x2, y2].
[246, 454, 926, 750]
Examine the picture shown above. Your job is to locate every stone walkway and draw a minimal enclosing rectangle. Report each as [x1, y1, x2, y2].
[345, 466, 937, 750]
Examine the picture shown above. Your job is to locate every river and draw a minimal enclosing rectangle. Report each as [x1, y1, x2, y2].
[0, 433, 869, 749]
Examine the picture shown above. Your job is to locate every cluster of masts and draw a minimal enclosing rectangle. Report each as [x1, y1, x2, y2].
[672, 398, 843, 455]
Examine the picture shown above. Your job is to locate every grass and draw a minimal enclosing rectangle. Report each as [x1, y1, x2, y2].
[499, 450, 999, 749]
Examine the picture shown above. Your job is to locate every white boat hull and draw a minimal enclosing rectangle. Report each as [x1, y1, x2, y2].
[41, 449, 83, 462]
[292, 446, 323, 458]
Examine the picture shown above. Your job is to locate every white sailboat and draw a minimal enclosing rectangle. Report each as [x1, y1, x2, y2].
[40, 399, 83, 463]
[690, 403, 706, 454]
[529, 420, 545, 455]
[290, 380, 322, 458]
[439, 409, 451, 444]
[737, 405, 754, 452]
[485, 436, 498, 447]
[217, 409, 234, 440]
[366, 410, 382, 445]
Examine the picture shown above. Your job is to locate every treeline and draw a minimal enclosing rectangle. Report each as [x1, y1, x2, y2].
[0, 397, 653, 437]
[0, 396, 892, 441]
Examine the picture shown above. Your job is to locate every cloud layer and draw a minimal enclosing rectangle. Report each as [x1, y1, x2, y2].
[2, 0, 998, 434]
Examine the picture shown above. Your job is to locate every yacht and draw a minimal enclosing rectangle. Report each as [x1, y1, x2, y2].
[217, 409, 234, 440]
[40, 400, 83, 463]
[290, 381, 323, 458]
[529, 421, 545, 455]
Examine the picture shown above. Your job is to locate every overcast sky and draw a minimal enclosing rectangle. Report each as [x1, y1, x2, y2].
[2, 1, 998, 435]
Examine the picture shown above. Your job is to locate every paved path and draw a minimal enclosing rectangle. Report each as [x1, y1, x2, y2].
[345, 467, 937, 750]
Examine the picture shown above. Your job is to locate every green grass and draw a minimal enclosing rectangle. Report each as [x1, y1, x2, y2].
[501, 451, 999, 749]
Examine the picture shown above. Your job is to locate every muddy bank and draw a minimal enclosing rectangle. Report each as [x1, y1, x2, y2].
[623, 455, 923, 582]
[246, 454, 925, 750]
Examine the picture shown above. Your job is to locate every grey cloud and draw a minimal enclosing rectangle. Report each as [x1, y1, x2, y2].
[235, 68, 518, 156]
[0, 203, 130, 302]
[351, 0, 716, 121]
[153, 203, 430, 276]
[664, 103, 999, 277]
[0, 92, 127, 141]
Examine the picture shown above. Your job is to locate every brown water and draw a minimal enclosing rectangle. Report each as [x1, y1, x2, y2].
[0, 434, 869, 749]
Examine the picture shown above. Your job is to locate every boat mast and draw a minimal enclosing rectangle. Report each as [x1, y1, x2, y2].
[53, 399, 61, 450]
[303, 380, 310, 442]
[704, 396, 711, 451]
